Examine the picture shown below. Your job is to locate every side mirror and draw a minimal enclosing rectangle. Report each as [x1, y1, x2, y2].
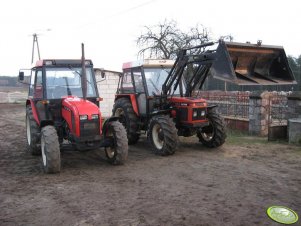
[19, 71, 24, 81]
[101, 70, 105, 79]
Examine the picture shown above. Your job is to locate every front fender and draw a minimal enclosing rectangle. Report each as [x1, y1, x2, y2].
[102, 116, 119, 134]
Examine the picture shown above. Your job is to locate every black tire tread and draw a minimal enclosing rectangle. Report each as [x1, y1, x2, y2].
[41, 125, 61, 173]
[105, 121, 128, 165]
[198, 110, 226, 148]
[26, 106, 41, 155]
[112, 98, 140, 144]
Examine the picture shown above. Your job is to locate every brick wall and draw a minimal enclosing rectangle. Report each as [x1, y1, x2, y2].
[95, 69, 120, 117]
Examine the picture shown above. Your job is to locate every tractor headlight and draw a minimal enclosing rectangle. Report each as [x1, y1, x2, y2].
[80, 115, 88, 120]
[201, 110, 206, 116]
[193, 110, 198, 118]
[91, 114, 99, 120]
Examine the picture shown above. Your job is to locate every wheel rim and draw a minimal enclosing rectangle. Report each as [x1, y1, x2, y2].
[114, 108, 124, 117]
[105, 147, 115, 158]
[105, 129, 115, 159]
[26, 115, 31, 145]
[200, 123, 214, 141]
[152, 123, 164, 149]
[41, 135, 46, 166]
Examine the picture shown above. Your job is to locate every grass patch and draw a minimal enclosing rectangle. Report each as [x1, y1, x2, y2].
[226, 129, 288, 146]
[226, 133, 268, 145]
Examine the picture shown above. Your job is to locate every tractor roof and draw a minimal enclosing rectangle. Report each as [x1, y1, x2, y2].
[122, 59, 175, 69]
[34, 59, 93, 67]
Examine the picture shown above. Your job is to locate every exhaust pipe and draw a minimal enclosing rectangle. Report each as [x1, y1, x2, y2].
[81, 43, 87, 100]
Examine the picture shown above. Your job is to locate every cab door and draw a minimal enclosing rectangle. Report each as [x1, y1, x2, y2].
[32, 68, 48, 122]
[132, 68, 147, 115]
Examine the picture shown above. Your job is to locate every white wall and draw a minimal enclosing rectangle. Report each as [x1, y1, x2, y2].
[95, 69, 120, 118]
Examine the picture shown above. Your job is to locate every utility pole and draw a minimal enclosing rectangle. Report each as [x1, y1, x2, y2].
[31, 33, 41, 64]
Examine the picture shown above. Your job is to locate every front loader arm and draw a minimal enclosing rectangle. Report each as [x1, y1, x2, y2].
[162, 42, 216, 97]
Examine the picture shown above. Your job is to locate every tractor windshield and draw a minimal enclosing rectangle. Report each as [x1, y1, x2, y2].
[144, 68, 184, 96]
[45, 67, 97, 99]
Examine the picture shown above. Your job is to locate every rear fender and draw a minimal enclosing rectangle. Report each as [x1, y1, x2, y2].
[26, 99, 40, 125]
[115, 94, 139, 116]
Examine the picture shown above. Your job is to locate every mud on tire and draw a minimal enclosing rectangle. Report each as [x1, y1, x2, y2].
[197, 109, 226, 148]
[104, 121, 128, 165]
[41, 125, 61, 173]
[26, 106, 41, 155]
[147, 115, 178, 156]
[113, 98, 140, 145]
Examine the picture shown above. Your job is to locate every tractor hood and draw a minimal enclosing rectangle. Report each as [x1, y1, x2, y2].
[62, 96, 100, 119]
[169, 97, 207, 106]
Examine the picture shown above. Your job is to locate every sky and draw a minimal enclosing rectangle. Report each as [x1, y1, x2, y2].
[0, 0, 300, 75]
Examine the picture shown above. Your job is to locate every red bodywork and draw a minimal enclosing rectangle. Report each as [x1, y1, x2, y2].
[62, 96, 102, 137]
[169, 97, 208, 125]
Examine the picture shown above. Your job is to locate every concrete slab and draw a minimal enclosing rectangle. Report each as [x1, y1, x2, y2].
[288, 118, 301, 145]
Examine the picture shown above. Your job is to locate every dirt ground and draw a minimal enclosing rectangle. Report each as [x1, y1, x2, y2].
[0, 103, 300, 226]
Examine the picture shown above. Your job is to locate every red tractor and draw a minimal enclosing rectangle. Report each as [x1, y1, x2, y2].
[113, 41, 296, 155]
[19, 44, 128, 173]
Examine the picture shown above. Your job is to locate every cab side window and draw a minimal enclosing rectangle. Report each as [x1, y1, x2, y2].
[121, 71, 134, 93]
[34, 70, 43, 98]
[133, 70, 145, 93]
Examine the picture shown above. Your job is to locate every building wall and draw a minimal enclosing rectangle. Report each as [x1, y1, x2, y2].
[95, 69, 121, 118]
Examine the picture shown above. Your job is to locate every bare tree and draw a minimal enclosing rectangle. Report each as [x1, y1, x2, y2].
[219, 35, 234, 42]
[137, 20, 212, 59]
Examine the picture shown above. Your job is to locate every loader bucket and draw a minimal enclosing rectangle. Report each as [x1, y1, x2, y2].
[210, 41, 296, 85]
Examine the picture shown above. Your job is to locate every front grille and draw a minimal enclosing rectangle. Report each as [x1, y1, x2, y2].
[80, 119, 100, 137]
[192, 108, 206, 120]
[178, 108, 188, 121]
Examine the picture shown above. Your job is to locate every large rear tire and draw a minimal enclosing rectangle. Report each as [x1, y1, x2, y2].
[113, 98, 140, 145]
[26, 106, 41, 155]
[104, 121, 128, 165]
[147, 115, 178, 156]
[41, 125, 61, 173]
[197, 109, 226, 148]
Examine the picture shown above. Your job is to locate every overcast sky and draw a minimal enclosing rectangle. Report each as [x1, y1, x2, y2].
[0, 0, 300, 75]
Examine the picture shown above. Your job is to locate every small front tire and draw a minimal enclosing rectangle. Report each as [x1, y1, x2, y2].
[197, 109, 226, 148]
[104, 121, 128, 165]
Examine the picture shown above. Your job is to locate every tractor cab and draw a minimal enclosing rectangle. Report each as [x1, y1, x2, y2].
[119, 59, 185, 116]
[23, 59, 98, 101]
[19, 54, 128, 173]
[19, 59, 100, 130]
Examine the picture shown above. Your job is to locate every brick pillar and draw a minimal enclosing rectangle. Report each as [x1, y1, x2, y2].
[287, 92, 301, 119]
[249, 91, 271, 136]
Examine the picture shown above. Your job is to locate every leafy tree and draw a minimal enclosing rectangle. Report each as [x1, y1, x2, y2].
[288, 55, 301, 91]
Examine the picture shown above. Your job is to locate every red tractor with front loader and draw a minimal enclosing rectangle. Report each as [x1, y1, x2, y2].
[113, 40, 296, 155]
[19, 44, 128, 173]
